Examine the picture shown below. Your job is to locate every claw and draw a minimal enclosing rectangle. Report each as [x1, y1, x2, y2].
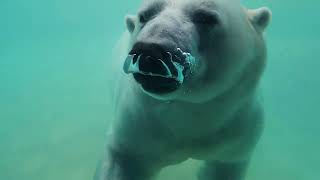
[123, 54, 142, 74]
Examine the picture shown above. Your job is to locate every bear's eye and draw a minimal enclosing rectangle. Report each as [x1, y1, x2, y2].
[138, 2, 164, 24]
[138, 11, 155, 24]
[192, 10, 220, 26]
[139, 13, 148, 24]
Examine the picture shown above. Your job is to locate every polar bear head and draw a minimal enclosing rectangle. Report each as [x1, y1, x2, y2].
[123, 0, 271, 103]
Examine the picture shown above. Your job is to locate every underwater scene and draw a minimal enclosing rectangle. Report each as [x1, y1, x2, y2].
[0, 0, 319, 180]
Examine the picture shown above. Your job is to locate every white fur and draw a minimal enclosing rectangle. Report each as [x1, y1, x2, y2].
[97, 0, 271, 179]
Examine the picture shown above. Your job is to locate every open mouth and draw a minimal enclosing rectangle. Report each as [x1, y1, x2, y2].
[123, 46, 195, 94]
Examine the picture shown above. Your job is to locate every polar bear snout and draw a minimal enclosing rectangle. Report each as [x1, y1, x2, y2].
[123, 42, 196, 94]
[130, 42, 178, 75]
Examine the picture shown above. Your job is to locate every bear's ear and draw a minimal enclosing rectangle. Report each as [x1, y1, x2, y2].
[248, 7, 272, 32]
[125, 15, 138, 34]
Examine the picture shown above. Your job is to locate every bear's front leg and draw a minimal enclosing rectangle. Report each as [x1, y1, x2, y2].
[95, 148, 160, 180]
[197, 160, 249, 180]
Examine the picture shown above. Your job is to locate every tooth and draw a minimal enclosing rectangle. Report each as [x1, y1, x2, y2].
[158, 59, 172, 77]
[174, 54, 182, 62]
[134, 54, 142, 65]
[176, 48, 183, 54]
[123, 54, 143, 74]
[123, 54, 135, 73]
[166, 52, 173, 61]
[186, 53, 196, 66]
[131, 54, 142, 72]
[172, 61, 184, 83]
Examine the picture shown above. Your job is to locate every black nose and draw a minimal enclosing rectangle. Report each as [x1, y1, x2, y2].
[128, 42, 181, 94]
[130, 42, 167, 63]
[130, 42, 179, 77]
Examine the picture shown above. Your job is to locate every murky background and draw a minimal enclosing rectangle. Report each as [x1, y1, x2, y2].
[0, 0, 319, 179]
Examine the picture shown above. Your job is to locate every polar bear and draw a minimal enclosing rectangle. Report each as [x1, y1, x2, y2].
[96, 0, 271, 180]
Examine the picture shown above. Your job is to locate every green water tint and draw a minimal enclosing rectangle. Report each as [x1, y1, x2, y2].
[1, 0, 320, 180]
[123, 48, 195, 84]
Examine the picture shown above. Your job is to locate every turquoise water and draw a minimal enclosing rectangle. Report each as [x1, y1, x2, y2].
[0, 0, 319, 180]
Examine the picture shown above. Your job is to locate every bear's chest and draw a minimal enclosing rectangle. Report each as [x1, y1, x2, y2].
[114, 98, 233, 151]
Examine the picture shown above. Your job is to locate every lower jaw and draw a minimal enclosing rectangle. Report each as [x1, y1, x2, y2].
[141, 83, 179, 94]
[133, 73, 180, 94]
